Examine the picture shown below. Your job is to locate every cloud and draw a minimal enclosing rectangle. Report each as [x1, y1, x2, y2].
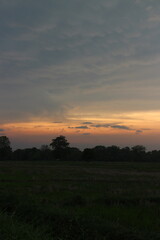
[92, 124, 110, 128]
[1, 0, 160, 125]
[69, 126, 89, 129]
[111, 125, 132, 130]
[92, 124, 132, 131]
[82, 122, 93, 124]
[76, 126, 89, 129]
[135, 130, 143, 134]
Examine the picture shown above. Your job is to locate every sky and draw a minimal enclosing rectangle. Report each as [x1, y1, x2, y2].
[1, 0, 160, 150]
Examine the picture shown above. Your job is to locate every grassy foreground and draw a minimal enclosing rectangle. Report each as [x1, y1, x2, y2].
[0, 161, 160, 239]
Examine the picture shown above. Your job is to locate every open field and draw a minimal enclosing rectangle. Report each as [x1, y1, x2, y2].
[0, 161, 160, 239]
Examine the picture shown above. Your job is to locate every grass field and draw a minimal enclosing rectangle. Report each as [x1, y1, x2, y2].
[0, 161, 160, 239]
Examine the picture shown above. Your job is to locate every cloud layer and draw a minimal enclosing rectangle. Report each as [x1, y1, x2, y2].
[1, 0, 160, 149]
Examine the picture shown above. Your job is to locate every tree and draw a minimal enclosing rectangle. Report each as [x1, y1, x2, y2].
[132, 145, 146, 153]
[106, 145, 120, 161]
[50, 136, 70, 160]
[82, 148, 94, 161]
[0, 136, 12, 160]
[68, 147, 82, 161]
[50, 136, 70, 150]
[120, 147, 131, 161]
[92, 146, 107, 161]
[40, 145, 52, 161]
[131, 145, 146, 161]
[40, 145, 50, 151]
[0, 136, 11, 149]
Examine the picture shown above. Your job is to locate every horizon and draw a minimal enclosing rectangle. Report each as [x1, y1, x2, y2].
[6, 133, 160, 152]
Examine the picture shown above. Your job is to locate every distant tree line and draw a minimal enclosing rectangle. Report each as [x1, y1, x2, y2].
[0, 135, 160, 162]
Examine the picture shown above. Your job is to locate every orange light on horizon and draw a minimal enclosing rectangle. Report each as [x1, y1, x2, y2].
[1, 110, 160, 139]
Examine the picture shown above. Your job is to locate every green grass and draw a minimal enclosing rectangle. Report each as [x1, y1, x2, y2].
[0, 161, 160, 239]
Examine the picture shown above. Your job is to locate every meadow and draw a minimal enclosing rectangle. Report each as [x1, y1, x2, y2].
[0, 161, 160, 239]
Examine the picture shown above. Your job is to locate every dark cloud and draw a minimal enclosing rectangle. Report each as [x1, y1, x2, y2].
[92, 124, 110, 128]
[92, 124, 132, 131]
[111, 125, 132, 130]
[69, 126, 89, 129]
[82, 122, 93, 124]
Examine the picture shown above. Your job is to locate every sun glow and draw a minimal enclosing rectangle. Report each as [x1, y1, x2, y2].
[1, 110, 160, 138]
[1, 110, 160, 150]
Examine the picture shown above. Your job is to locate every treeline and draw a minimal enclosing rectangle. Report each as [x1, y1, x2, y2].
[0, 135, 160, 162]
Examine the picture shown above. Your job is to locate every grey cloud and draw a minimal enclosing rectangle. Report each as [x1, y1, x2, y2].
[0, 82, 68, 123]
[1, 0, 160, 123]
[69, 126, 89, 129]
[92, 124, 110, 128]
[76, 126, 89, 129]
[82, 122, 93, 124]
[92, 124, 132, 131]
[111, 125, 132, 130]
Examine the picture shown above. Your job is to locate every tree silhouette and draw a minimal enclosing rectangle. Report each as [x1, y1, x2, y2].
[131, 145, 146, 161]
[82, 148, 94, 161]
[50, 136, 69, 150]
[92, 146, 107, 161]
[0, 136, 12, 160]
[0, 136, 11, 148]
[132, 145, 146, 153]
[50, 136, 70, 160]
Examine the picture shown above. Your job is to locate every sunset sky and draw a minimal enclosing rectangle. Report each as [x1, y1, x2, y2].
[1, 0, 160, 150]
